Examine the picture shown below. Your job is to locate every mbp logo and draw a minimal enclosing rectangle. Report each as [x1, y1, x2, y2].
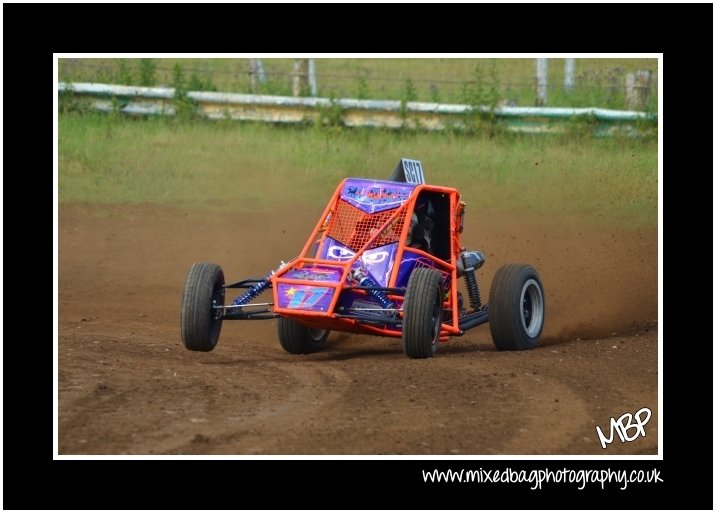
[595, 407, 652, 449]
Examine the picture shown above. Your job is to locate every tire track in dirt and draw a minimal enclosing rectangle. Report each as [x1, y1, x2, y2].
[59, 204, 658, 455]
[168, 361, 353, 455]
[60, 328, 353, 455]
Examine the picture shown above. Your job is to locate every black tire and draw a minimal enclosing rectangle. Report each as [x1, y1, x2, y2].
[277, 317, 329, 354]
[402, 267, 444, 359]
[489, 264, 545, 351]
[180, 262, 225, 352]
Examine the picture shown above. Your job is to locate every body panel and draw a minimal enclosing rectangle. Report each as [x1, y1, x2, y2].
[272, 178, 464, 338]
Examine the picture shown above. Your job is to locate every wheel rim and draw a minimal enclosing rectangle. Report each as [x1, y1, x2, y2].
[520, 279, 544, 338]
[211, 288, 224, 318]
[430, 286, 443, 346]
[308, 328, 327, 341]
[210, 287, 225, 338]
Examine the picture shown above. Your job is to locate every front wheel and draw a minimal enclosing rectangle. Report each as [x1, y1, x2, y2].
[402, 267, 444, 359]
[180, 262, 225, 351]
[277, 317, 329, 354]
[488, 264, 545, 350]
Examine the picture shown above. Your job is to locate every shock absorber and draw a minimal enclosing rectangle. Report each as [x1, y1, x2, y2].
[233, 262, 286, 306]
[457, 251, 486, 310]
[350, 269, 396, 310]
[464, 270, 482, 310]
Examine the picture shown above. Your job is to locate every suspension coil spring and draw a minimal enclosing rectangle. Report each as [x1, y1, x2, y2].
[353, 270, 396, 310]
[233, 261, 287, 306]
[233, 274, 272, 306]
[464, 271, 482, 310]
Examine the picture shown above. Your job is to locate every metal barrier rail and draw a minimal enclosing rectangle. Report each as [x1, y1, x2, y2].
[58, 82, 657, 135]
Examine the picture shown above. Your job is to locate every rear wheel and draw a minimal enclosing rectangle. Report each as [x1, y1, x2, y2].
[181, 262, 225, 352]
[402, 268, 444, 359]
[488, 264, 545, 350]
[277, 317, 329, 354]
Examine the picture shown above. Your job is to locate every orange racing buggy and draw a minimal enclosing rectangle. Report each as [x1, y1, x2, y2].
[181, 158, 545, 358]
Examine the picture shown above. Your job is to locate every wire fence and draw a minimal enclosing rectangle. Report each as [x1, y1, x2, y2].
[58, 58, 659, 112]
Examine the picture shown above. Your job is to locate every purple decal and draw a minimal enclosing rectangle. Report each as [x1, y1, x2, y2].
[277, 284, 334, 312]
[359, 243, 397, 287]
[285, 266, 341, 282]
[318, 238, 355, 262]
[319, 238, 397, 287]
[341, 179, 415, 214]
[396, 253, 437, 288]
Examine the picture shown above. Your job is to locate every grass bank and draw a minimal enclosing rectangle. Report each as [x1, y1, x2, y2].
[58, 113, 657, 228]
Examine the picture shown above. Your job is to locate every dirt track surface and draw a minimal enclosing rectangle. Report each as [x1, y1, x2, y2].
[59, 204, 658, 455]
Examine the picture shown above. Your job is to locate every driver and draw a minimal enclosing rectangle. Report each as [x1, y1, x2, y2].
[406, 203, 434, 254]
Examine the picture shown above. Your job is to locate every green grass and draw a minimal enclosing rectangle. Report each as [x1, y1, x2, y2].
[58, 113, 657, 228]
[58, 57, 659, 111]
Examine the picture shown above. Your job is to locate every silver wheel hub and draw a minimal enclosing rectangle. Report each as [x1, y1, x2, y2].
[520, 279, 544, 338]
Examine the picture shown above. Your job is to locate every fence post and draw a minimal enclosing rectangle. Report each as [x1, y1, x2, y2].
[292, 59, 309, 97]
[564, 58, 575, 92]
[536, 58, 548, 105]
[308, 59, 317, 96]
[625, 70, 652, 111]
[248, 59, 265, 93]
